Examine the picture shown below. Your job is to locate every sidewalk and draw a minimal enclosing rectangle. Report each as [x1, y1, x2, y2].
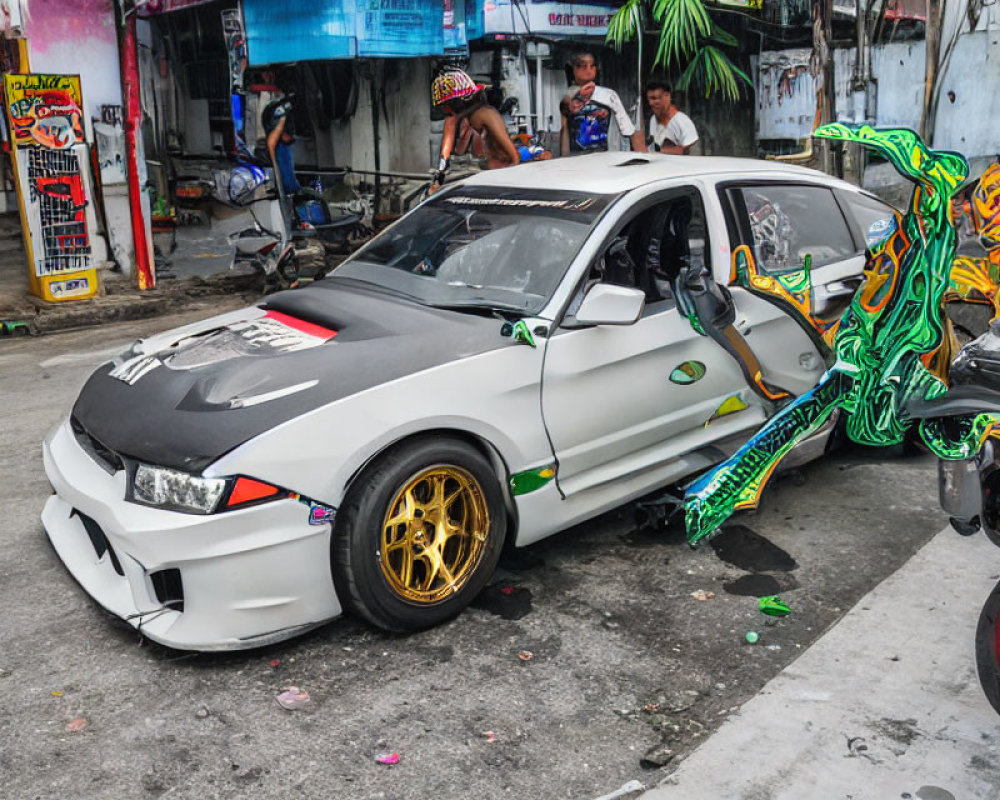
[0, 267, 264, 336]
[640, 525, 1000, 800]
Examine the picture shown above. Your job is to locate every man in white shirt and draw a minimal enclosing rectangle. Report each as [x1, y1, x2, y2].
[646, 81, 699, 154]
[559, 52, 646, 155]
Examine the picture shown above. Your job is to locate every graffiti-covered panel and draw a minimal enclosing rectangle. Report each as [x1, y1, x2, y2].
[4, 73, 96, 301]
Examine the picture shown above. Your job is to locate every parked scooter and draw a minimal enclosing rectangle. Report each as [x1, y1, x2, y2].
[210, 95, 364, 290]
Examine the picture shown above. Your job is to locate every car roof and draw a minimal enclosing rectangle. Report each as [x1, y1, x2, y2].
[459, 151, 851, 195]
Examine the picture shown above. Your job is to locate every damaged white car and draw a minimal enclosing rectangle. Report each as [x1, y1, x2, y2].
[42, 152, 891, 650]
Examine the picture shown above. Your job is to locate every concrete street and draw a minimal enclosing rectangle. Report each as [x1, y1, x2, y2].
[1, 308, 997, 799]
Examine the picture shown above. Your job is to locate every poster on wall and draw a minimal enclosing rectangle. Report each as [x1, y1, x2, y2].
[4, 73, 97, 302]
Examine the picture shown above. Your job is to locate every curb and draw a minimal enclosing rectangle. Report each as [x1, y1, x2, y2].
[0, 273, 263, 337]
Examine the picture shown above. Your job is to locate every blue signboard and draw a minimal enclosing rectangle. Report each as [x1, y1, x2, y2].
[357, 0, 446, 57]
[243, 0, 356, 65]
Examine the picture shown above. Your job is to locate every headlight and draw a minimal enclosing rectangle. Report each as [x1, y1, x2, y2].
[131, 464, 227, 514]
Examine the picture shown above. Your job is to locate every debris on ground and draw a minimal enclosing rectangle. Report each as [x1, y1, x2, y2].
[276, 686, 310, 710]
[690, 589, 715, 601]
[375, 752, 400, 765]
[745, 631, 760, 644]
[639, 741, 675, 769]
[65, 717, 87, 732]
[758, 595, 792, 616]
[482, 731, 498, 743]
[50, 690, 64, 697]
[195, 706, 210, 719]
[591, 778, 646, 800]
[269, 659, 280, 668]
[517, 650, 534, 661]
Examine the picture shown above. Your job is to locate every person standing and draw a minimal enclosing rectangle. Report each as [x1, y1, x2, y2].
[559, 52, 645, 156]
[429, 68, 520, 194]
[645, 81, 699, 154]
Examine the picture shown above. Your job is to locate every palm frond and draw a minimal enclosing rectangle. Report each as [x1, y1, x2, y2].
[650, 0, 712, 67]
[675, 45, 753, 101]
[606, 0, 645, 49]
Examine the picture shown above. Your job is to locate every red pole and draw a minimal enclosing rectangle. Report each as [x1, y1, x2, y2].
[118, 1, 155, 290]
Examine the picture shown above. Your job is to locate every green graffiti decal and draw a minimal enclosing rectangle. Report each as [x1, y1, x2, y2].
[670, 360, 707, 385]
[684, 124, 983, 544]
[510, 464, 556, 496]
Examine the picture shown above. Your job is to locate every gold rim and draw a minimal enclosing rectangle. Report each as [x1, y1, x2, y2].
[380, 465, 490, 604]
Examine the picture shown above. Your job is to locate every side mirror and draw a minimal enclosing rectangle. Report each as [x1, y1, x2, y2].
[572, 283, 645, 326]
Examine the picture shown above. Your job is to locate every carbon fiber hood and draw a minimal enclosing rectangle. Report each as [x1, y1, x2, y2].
[72, 278, 511, 472]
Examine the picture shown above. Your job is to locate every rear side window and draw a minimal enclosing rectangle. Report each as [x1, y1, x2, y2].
[738, 184, 857, 272]
[839, 190, 898, 248]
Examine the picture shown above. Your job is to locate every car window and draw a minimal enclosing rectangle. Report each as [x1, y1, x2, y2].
[334, 186, 617, 315]
[575, 187, 709, 310]
[738, 184, 856, 272]
[839, 190, 898, 249]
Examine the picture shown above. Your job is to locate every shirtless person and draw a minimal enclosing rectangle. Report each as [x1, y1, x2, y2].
[429, 69, 520, 193]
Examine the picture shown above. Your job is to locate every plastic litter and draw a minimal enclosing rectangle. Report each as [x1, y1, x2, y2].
[517, 650, 534, 661]
[690, 589, 715, 601]
[50, 690, 64, 697]
[375, 752, 400, 765]
[482, 730, 498, 743]
[758, 595, 792, 616]
[65, 717, 87, 732]
[592, 779, 646, 800]
[499, 586, 516, 596]
[269, 659, 280, 668]
[276, 686, 310, 710]
[745, 631, 760, 644]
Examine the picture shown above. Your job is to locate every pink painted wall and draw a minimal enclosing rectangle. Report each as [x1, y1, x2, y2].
[19, 0, 123, 137]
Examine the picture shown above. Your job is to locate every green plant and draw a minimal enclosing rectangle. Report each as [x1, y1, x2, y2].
[606, 0, 752, 101]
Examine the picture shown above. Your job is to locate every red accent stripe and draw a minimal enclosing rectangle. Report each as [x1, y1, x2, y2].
[263, 310, 337, 340]
[228, 477, 280, 507]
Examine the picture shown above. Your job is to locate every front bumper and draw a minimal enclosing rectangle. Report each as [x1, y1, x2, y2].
[41, 417, 342, 651]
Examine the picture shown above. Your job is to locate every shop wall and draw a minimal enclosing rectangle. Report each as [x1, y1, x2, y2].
[20, 0, 122, 142]
[756, 30, 999, 162]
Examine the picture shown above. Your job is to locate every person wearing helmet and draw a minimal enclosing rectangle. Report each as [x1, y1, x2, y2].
[263, 96, 304, 197]
[429, 69, 520, 194]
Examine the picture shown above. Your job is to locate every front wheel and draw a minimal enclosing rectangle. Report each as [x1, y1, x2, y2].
[975, 578, 1000, 715]
[333, 438, 507, 632]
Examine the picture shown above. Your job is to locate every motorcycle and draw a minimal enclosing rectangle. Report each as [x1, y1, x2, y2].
[905, 320, 1000, 715]
[208, 145, 366, 291]
[211, 158, 300, 290]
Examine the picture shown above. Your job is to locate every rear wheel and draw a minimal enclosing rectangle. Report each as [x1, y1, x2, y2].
[975, 578, 1000, 715]
[333, 438, 506, 632]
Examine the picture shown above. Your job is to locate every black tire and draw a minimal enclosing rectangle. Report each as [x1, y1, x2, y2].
[333, 437, 507, 632]
[975, 578, 1000, 715]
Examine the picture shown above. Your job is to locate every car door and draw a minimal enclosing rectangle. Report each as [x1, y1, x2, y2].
[722, 181, 868, 324]
[541, 186, 768, 498]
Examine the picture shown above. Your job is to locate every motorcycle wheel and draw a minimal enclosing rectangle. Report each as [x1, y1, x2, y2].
[974, 577, 1000, 715]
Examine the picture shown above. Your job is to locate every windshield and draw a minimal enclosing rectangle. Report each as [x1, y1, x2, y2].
[332, 186, 617, 315]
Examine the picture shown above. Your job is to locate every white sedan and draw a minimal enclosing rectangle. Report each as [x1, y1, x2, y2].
[42, 152, 893, 650]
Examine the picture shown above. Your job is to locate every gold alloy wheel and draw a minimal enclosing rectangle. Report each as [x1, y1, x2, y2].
[380, 465, 490, 604]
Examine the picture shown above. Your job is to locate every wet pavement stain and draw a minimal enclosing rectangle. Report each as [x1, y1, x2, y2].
[472, 584, 533, 620]
[915, 787, 956, 800]
[710, 524, 798, 573]
[723, 574, 780, 597]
